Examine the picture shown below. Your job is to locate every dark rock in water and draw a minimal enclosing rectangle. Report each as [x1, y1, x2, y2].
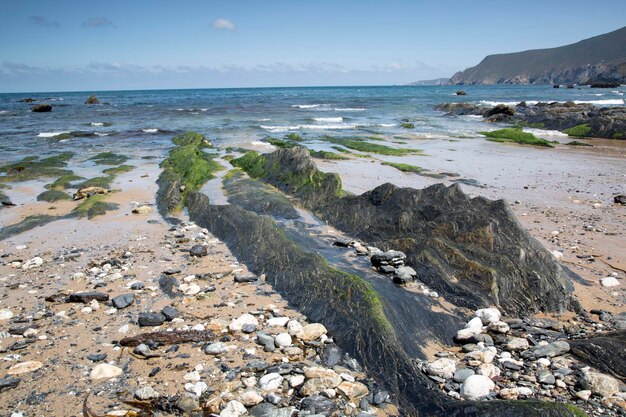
[0, 376, 21, 393]
[87, 353, 107, 362]
[455, 90, 467, 95]
[138, 312, 166, 327]
[189, 244, 208, 257]
[333, 239, 352, 247]
[85, 95, 100, 104]
[553, 84, 560, 88]
[67, 292, 109, 303]
[18, 98, 36, 103]
[111, 293, 135, 309]
[31, 104, 52, 112]
[569, 331, 626, 380]
[300, 395, 337, 415]
[590, 82, 620, 88]
[160, 306, 180, 321]
[486, 104, 515, 117]
[371, 250, 406, 267]
[614, 194, 626, 205]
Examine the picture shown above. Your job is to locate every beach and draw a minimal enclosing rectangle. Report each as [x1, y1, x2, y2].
[1, 86, 625, 416]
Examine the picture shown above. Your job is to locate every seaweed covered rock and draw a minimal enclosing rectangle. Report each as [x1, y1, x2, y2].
[31, 104, 52, 112]
[84, 95, 100, 104]
[232, 147, 576, 316]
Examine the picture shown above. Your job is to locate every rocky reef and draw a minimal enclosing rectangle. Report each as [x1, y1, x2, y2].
[435, 101, 626, 140]
[155, 134, 590, 416]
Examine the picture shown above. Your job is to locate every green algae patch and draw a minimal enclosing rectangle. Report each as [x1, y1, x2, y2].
[0, 215, 60, 240]
[382, 161, 423, 173]
[0, 152, 74, 183]
[76, 176, 114, 189]
[563, 124, 591, 137]
[309, 150, 350, 160]
[48, 173, 84, 190]
[285, 133, 304, 141]
[480, 128, 554, 147]
[103, 164, 136, 175]
[322, 137, 421, 156]
[73, 194, 119, 219]
[89, 152, 129, 165]
[400, 122, 415, 129]
[37, 189, 72, 202]
[157, 132, 223, 214]
[266, 138, 297, 148]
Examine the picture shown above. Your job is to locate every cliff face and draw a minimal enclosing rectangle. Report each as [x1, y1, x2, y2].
[450, 26, 626, 85]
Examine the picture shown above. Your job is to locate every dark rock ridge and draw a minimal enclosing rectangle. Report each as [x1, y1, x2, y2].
[232, 147, 577, 316]
[155, 136, 581, 416]
[569, 331, 626, 381]
[31, 104, 52, 112]
[184, 192, 579, 417]
[450, 26, 626, 85]
[436, 101, 626, 139]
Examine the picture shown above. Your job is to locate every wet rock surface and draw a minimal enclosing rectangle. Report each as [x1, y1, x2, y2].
[435, 101, 626, 140]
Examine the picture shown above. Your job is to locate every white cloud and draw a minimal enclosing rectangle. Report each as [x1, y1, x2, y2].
[212, 18, 236, 31]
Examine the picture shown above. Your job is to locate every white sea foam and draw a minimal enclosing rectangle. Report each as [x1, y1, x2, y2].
[334, 107, 366, 111]
[313, 117, 343, 122]
[250, 141, 274, 147]
[260, 123, 356, 133]
[0, 110, 8, 114]
[200, 108, 208, 111]
[142, 128, 158, 133]
[523, 128, 568, 137]
[91, 122, 104, 126]
[464, 115, 484, 119]
[611, 90, 624, 95]
[378, 123, 396, 127]
[573, 99, 624, 105]
[479, 100, 539, 106]
[95, 132, 110, 137]
[592, 93, 604, 96]
[37, 131, 69, 138]
[291, 104, 321, 109]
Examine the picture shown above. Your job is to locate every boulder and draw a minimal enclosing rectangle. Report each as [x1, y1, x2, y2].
[85, 95, 100, 104]
[426, 358, 456, 379]
[460, 375, 495, 400]
[580, 371, 620, 397]
[475, 308, 501, 325]
[31, 104, 52, 112]
[371, 250, 406, 267]
[137, 312, 166, 327]
[300, 323, 327, 341]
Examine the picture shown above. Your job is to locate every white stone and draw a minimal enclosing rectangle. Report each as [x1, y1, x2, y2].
[185, 381, 208, 397]
[90, 363, 123, 380]
[300, 323, 327, 341]
[220, 401, 247, 417]
[516, 387, 533, 396]
[537, 358, 551, 367]
[8, 361, 43, 375]
[475, 308, 501, 325]
[477, 363, 500, 378]
[600, 277, 620, 287]
[487, 321, 510, 334]
[340, 373, 355, 382]
[426, 358, 457, 379]
[287, 320, 304, 337]
[0, 309, 14, 321]
[506, 337, 529, 351]
[267, 317, 290, 327]
[243, 376, 257, 388]
[576, 390, 592, 401]
[22, 257, 43, 269]
[274, 333, 292, 347]
[551, 250, 563, 260]
[229, 314, 259, 331]
[289, 374, 305, 387]
[118, 324, 129, 333]
[465, 346, 497, 363]
[456, 327, 482, 341]
[238, 390, 264, 406]
[460, 375, 495, 400]
[466, 317, 483, 330]
[259, 373, 283, 391]
[135, 385, 160, 400]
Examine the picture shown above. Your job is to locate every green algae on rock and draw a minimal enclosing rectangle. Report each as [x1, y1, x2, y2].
[89, 152, 129, 165]
[102, 164, 136, 175]
[321, 137, 421, 156]
[156, 132, 223, 215]
[72, 194, 119, 219]
[562, 124, 592, 137]
[381, 161, 423, 173]
[0, 152, 74, 183]
[480, 128, 554, 147]
[37, 189, 72, 202]
[48, 173, 85, 190]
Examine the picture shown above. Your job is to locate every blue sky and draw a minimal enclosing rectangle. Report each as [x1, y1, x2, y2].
[1, 0, 625, 92]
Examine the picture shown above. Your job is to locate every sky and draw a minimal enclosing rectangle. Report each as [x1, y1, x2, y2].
[1, 0, 625, 92]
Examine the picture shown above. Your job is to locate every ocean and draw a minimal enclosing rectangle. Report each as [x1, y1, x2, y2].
[0, 84, 624, 164]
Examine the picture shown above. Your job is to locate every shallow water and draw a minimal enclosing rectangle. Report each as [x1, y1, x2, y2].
[1, 85, 625, 164]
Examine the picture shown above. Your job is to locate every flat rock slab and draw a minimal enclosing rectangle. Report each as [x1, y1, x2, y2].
[112, 293, 135, 309]
[0, 376, 20, 392]
[569, 331, 626, 380]
[67, 292, 109, 303]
